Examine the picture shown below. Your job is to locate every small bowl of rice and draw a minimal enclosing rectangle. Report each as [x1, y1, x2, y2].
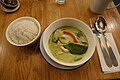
[6, 16, 41, 46]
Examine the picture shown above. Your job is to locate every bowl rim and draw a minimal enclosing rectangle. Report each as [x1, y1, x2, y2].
[6, 16, 41, 46]
[43, 18, 96, 66]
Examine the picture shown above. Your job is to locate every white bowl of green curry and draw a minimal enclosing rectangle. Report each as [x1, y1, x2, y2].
[43, 18, 95, 67]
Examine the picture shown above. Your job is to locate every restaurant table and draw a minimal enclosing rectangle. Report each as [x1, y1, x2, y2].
[0, 0, 120, 80]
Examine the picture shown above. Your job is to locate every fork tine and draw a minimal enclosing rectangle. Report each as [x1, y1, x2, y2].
[90, 18, 97, 28]
[89, 18, 97, 33]
[90, 18, 93, 28]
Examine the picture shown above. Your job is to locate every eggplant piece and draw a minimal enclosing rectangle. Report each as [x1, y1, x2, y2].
[52, 30, 61, 43]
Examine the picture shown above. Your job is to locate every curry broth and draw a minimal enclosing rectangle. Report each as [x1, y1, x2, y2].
[48, 26, 88, 63]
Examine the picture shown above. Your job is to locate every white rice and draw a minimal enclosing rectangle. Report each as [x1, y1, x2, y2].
[8, 19, 38, 44]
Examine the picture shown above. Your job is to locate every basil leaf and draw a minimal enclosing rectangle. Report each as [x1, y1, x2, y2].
[63, 43, 88, 55]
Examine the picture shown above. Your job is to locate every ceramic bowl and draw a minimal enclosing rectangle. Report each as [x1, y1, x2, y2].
[43, 18, 95, 66]
[6, 16, 41, 47]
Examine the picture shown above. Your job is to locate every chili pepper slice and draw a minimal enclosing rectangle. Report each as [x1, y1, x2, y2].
[63, 31, 78, 43]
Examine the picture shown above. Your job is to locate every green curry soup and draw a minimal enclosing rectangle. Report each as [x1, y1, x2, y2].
[48, 26, 88, 63]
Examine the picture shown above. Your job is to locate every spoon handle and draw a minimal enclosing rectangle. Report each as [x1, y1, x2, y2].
[103, 34, 118, 67]
[97, 34, 112, 68]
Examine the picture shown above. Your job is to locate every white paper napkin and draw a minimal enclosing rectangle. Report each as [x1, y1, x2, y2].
[95, 33, 120, 73]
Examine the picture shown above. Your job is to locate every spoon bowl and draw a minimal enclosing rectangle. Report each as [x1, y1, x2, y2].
[95, 16, 107, 34]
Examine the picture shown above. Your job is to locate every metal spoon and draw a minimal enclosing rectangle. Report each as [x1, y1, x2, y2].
[95, 16, 118, 67]
[90, 18, 112, 68]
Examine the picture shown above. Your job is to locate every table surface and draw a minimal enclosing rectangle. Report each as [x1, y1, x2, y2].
[0, 0, 120, 80]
